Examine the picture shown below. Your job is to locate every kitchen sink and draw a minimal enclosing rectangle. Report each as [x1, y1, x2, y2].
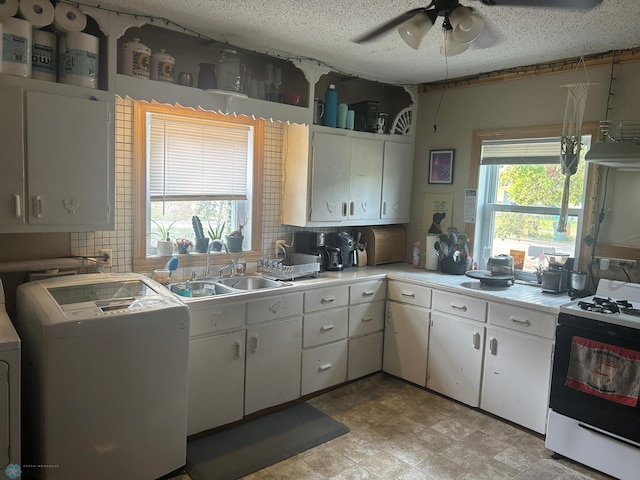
[215, 276, 285, 290]
[169, 275, 286, 298]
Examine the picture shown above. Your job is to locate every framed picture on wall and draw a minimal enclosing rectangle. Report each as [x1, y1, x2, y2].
[428, 149, 454, 184]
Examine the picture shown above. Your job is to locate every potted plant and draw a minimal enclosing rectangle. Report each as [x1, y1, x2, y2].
[151, 219, 176, 256]
[192, 215, 210, 253]
[207, 221, 226, 251]
[175, 238, 192, 254]
[225, 218, 246, 253]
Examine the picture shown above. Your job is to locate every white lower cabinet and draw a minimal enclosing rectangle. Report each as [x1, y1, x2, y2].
[301, 340, 348, 395]
[187, 330, 245, 435]
[481, 303, 556, 434]
[383, 301, 430, 386]
[245, 317, 302, 415]
[427, 311, 485, 407]
[348, 331, 383, 380]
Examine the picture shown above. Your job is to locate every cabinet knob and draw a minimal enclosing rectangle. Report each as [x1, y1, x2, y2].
[451, 303, 468, 312]
[319, 363, 332, 371]
[321, 324, 334, 332]
[489, 337, 498, 355]
[510, 317, 531, 327]
[401, 291, 416, 299]
[320, 296, 335, 304]
[362, 316, 373, 322]
[362, 290, 375, 297]
[472, 331, 481, 350]
[33, 194, 44, 218]
[233, 340, 241, 359]
[12, 194, 21, 218]
[250, 335, 259, 353]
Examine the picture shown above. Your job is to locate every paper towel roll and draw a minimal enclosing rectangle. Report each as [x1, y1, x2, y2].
[425, 234, 439, 271]
[59, 32, 98, 88]
[0, 0, 19, 16]
[1, 16, 32, 77]
[53, 1, 86, 33]
[31, 29, 56, 81]
[18, 0, 54, 29]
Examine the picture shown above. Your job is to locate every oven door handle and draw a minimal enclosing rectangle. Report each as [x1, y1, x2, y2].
[578, 422, 640, 450]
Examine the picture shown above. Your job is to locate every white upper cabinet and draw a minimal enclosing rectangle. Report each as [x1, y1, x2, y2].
[381, 141, 413, 222]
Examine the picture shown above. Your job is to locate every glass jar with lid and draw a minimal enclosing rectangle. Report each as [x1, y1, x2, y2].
[217, 49, 242, 92]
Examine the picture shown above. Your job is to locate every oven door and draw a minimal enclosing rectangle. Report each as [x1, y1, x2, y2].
[550, 312, 640, 445]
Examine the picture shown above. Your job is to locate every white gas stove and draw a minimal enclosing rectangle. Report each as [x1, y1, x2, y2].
[560, 279, 640, 330]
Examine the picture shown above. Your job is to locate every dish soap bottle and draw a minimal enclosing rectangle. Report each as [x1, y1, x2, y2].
[324, 84, 338, 127]
[412, 241, 421, 269]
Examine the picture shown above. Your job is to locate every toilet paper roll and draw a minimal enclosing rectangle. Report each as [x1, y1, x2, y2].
[0, 0, 19, 16]
[18, 0, 54, 29]
[53, 1, 86, 33]
[1, 16, 32, 77]
[59, 31, 98, 88]
[31, 29, 56, 81]
[425, 234, 439, 271]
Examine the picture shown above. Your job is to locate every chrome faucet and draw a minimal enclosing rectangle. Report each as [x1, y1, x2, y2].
[218, 259, 237, 278]
[205, 240, 228, 277]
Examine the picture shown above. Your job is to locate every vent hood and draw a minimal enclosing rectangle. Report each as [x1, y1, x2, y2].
[585, 120, 640, 169]
[585, 141, 640, 169]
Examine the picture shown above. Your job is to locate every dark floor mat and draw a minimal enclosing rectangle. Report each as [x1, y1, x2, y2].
[186, 402, 349, 480]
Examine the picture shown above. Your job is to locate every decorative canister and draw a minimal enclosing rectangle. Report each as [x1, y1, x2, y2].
[151, 49, 174, 82]
[121, 38, 150, 79]
[216, 49, 241, 92]
[197, 62, 216, 89]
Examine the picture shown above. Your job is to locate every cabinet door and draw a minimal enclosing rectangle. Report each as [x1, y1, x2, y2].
[383, 302, 429, 386]
[349, 138, 382, 221]
[427, 312, 485, 407]
[0, 361, 9, 469]
[310, 133, 350, 222]
[25, 91, 110, 226]
[0, 86, 26, 227]
[245, 317, 302, 415]
[381, 141, 413, 221]
[481, 325, 554, 434]
[348, 331, 383, 381]
[187, 330, 245, 435]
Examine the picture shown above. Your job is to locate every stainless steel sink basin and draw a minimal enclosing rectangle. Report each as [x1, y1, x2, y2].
[215, 276, 285, 290]
[169, 280, 236, 298]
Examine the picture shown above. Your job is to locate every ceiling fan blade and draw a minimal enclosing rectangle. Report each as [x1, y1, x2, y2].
[353, 7, 429, 43]
[480, 0, 602, 10]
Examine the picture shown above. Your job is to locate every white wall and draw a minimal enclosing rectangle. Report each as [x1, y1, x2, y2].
[408, 61, 640, 251]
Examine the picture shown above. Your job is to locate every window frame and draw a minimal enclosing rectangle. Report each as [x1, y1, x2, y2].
[468, 123, 600, 274]
[133, 101, 264, 272]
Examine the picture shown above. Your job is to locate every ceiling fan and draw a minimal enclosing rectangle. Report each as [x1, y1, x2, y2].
[353, 0, 603, 57]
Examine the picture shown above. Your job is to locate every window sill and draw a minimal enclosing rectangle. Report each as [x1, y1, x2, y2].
[134, 251, 261, 272]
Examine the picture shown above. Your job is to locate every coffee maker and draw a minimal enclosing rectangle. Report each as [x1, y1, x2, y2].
[541, 253, 570, 293]
[329, 231, 355, 268]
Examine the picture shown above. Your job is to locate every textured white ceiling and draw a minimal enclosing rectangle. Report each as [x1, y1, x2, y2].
[85, 0, 640, 85]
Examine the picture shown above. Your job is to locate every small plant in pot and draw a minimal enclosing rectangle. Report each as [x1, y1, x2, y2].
[175, 238, 192, 254]
[150, 219, 176, 256]
[192, 215, 210, 253]
[225, 218, 246, 253]
[207, 221, 226, 252]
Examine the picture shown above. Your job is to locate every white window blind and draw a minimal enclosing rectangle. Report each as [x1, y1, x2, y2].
[148, 113, 251, 201]
[481, 137, 561, 165]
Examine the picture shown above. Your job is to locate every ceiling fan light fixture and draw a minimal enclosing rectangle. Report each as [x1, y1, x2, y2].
[441, 29, 469, 57]
[449, 5, 485, 44]
[397, 11, 437, 49]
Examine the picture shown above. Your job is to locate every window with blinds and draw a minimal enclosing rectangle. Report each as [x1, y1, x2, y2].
[148, 113, 253, 202]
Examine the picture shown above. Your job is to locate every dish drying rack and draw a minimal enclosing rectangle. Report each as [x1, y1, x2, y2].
[261, 253, 320, 281]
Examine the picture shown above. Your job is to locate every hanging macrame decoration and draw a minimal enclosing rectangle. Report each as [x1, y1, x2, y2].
[557, 57, 594, 233]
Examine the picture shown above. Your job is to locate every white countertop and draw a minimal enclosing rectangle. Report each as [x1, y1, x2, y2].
[177, 262, 573, 314]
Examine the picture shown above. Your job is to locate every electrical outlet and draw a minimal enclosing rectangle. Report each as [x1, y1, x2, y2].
[597, 257, 636, 270]
[99, 248, 113, 266]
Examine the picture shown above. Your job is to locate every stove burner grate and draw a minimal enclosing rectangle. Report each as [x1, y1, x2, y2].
[578, 296, 637, 315]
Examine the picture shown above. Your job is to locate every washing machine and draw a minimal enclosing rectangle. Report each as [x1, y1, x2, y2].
[0, 280, 20, 472]
[14, 273, 189, 480]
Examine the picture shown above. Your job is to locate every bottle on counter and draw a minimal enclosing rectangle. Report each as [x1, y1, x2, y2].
[412, 241, 421, 268]
[324, 84, 338, 127]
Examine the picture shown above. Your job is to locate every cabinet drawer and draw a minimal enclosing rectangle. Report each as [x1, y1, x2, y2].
[188, 301, 245, 337]
[432, 290, 486, 322]
[349, 301, 384, 337]
[349, 280, 386, 304]
[304, 286, 349, 313]
[348, 331, 383, 381]
[301, 340, 348, 395]
[488, 302, 556, 339]
[246, 292, 303, 325]
[388, 280, 431, 308]
[303, 308, 348, 348]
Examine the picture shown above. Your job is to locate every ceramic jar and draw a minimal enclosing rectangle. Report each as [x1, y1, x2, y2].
[121, 38, 151, 79]
[151, 49, 175, 82]
[198, 62, 216, 89]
